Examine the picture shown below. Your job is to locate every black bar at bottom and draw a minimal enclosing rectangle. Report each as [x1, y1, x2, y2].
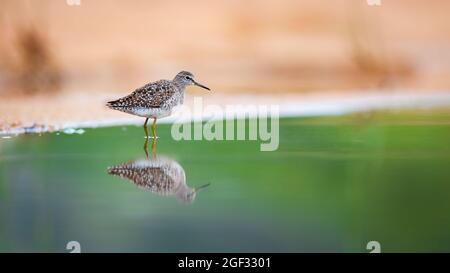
[0, 253, 444, 271]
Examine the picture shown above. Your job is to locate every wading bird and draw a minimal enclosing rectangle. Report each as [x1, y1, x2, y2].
[106, 71, 210, 139]
[107, 156, 210, 204]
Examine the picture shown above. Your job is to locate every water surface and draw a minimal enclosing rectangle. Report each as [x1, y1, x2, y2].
[1, 111, 450, 252]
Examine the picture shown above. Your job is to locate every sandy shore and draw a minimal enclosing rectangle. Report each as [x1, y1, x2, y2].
[1, 89, 449, 135]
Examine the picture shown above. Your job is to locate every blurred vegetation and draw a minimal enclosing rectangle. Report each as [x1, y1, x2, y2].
[0, 1, 61, 95]
[1, 0, 449, 94]
[13, 27, 62, 94]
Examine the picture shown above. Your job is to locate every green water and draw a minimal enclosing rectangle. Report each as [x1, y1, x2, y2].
[1, 112, 450, 252]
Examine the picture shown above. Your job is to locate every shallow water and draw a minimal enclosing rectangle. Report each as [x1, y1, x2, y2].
[1, 112, 450, 252]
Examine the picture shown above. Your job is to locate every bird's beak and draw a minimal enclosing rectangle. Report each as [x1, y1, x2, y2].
[193, 80, 211, 91]
[194, 183, 211, 193]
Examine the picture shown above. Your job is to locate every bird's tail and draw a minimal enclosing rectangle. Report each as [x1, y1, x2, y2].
[106, 100, 117, 109]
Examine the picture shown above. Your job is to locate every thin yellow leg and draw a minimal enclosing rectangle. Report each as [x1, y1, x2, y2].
[151, 118, 157, 139]
[143, 117, 149, 139]
[143, 138, 149, 159]
[151, 138, 157, 159]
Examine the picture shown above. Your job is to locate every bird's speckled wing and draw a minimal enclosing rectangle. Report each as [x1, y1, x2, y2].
[107, 163, 177, 195]
[108, 80, 176, 109]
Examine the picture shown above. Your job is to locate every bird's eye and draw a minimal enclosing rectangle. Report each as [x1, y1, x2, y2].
[185, 76, 191, 81]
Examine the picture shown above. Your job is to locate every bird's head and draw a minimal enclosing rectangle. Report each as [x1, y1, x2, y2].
[174, 71, 210, 91]
[176, 183, 211, 204]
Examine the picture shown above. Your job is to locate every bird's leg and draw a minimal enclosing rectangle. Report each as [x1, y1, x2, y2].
[151, 137, 157, 159]
[143, 137, 149, 159]
[143, 117, 149, 139]
[151, 118, 157, 139]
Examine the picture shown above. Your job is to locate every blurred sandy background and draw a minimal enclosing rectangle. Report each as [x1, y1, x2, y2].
[1, 0, 450, 132]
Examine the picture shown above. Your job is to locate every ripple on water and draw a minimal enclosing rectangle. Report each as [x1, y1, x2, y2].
[63, 128, 85, 135]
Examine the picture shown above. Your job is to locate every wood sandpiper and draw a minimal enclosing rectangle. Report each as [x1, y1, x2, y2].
[108, 156, 210, 203]
[107, 71, 210, 139]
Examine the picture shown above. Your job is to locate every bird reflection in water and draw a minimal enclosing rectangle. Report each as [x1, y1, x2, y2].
[108, 138, 210, 203]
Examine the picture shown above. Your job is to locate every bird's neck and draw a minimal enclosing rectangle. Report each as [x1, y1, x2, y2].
[173, 80, 188, 92]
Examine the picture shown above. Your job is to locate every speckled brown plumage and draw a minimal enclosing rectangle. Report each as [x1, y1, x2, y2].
[106, 71, 210, 139]
[107, 156, 203, 203]
[108, 158, 181, 196]
[107, 80, 176, 110]
[106, 71, 210, 119]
